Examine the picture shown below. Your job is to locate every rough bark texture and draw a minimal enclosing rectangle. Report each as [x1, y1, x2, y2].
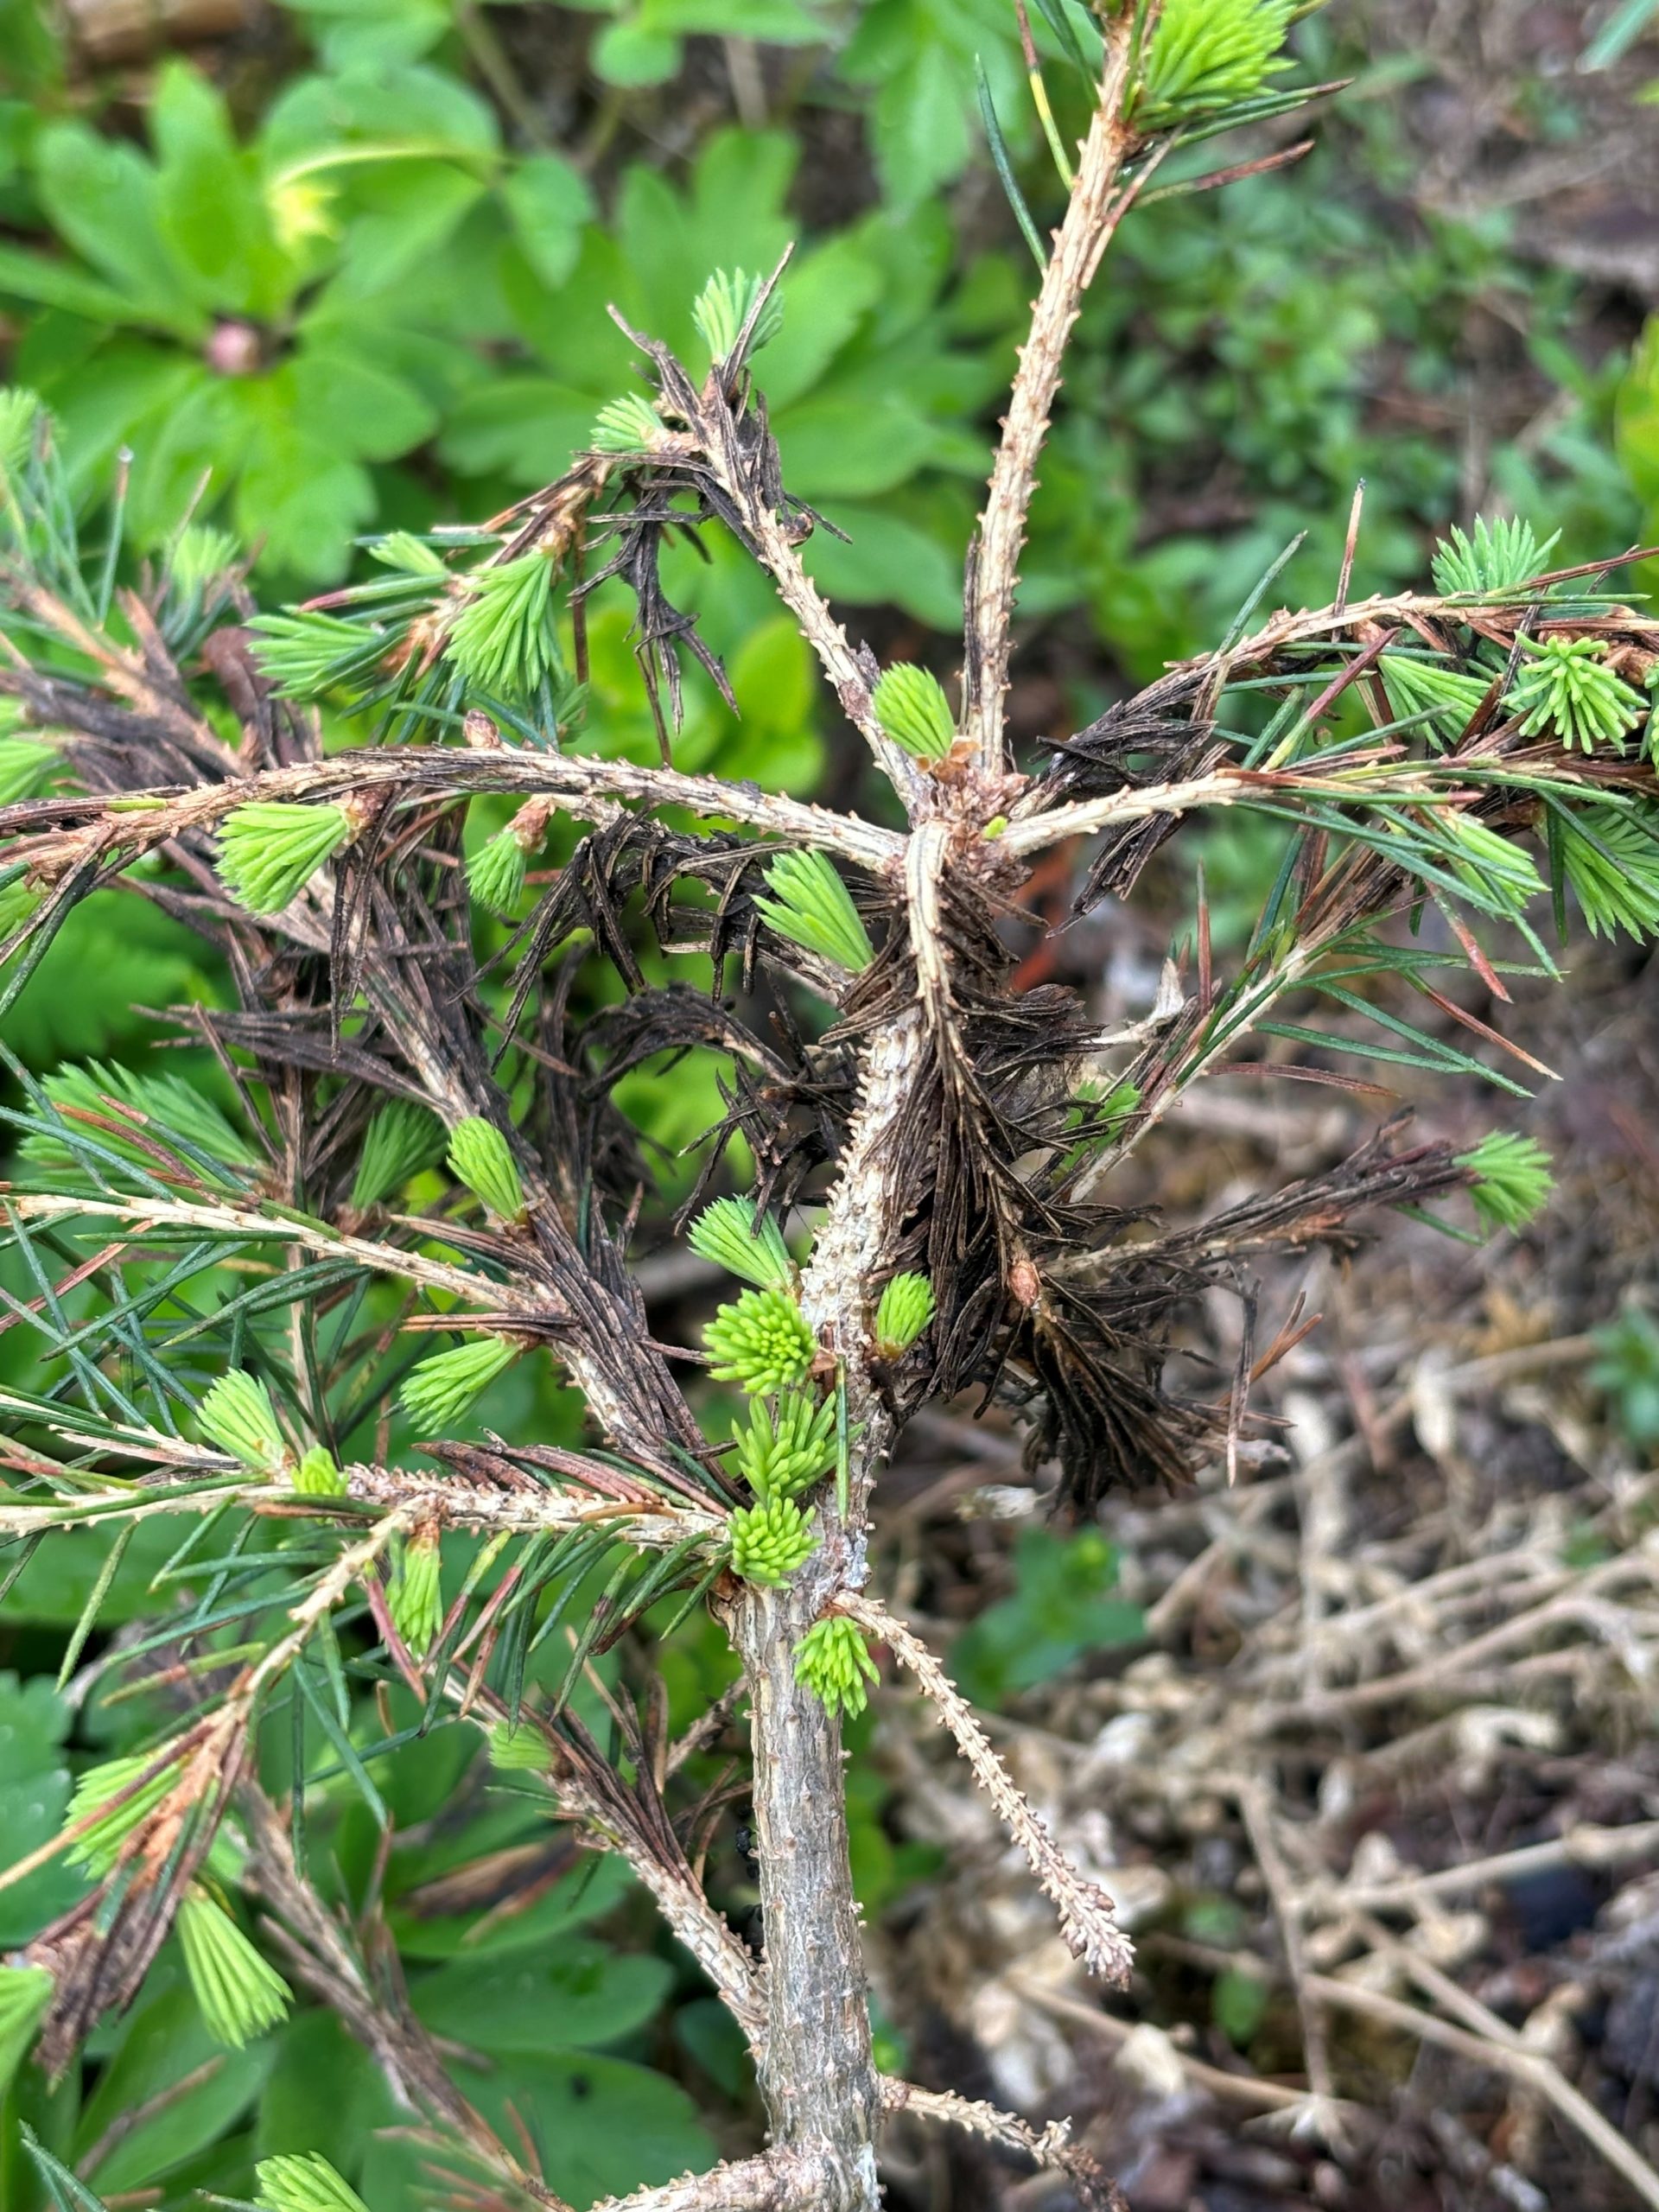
[735, 1580, 880, 2211]
[964, 23, 1140, 776]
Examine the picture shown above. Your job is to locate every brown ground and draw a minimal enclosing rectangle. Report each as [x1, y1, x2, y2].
[860, 899, 1659, 2212]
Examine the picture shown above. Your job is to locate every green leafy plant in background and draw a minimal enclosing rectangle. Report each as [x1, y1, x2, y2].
[1, 3, 1656, 2209]
[1591, 1302, 1659, 1453]
[0, 56, 493, 580]
[950, 1527, 1144, 1708]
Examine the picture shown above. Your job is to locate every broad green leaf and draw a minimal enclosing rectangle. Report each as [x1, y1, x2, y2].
[255, 2010, 394, 2171]
[684, 126, 798, 269]
[410, 1938, 673, 2055]
[43, 344, 205, 504]
[329, 162, 486, 296]
[0, 0, 61, 94]
[30, 125, 204, 331]
[950, 1529, 1144, 1707]
[436, 374, 598, 483]
[389, 1847, 634, 1959]
[258, 60, 499, 168]
[752, 229, 885, 410]
[501, 154, 594, 290]
[412, 2052, 715, 2209]
[1213, 1963, 1271, 2047]
[234, 393, 378, 579]
[0, 243, 145, 327]
[773, 393, 933, 499]
[592, 21, 682, 85]
[641, 0, 822, 35]
[288, 341, 438, 460]
[499, 226, 639, 388]
[868, 40, 971, 209]
[149, 62, 294, 317]
[0, 1673, 81, 1947]
[73, 1988, 272, 2192]
[1616, 318, 1659, 510]
[800, 499, 963, 626]
[124, 372, 246, 548]
[283, 0, 454, 68]
[728, 613, 817, 734]
[0, 891, 213, 1065]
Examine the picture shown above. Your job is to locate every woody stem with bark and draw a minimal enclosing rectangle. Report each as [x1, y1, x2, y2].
[718, 1001, 926, 2205]
[734, 1581, 879, 2210]
[964, 14, 1145, 775]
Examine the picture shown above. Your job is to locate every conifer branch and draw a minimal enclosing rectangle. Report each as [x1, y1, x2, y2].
[965, 10, 1147, 775]
[839, 1594, 1134, 1986]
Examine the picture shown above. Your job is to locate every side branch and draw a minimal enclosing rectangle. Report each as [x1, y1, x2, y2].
[589, 2150, 836, 2212]
[1, 741, 906, 876]
[720, 497, 922, 805]
[880, 2082, 1125, 2212]
[842, 1594, 1133, 1985]
[964, 20, 1142, 775]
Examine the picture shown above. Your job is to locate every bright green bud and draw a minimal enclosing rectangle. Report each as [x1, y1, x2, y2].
[0, 737, 54, 804]
[705, 1288, 816, 1395]
[591, 393, 664, 454]
[64, 1748, 184, 1874]
[400, 1335, 520, 1429]
[755, 850, 874, 975]
[1138, 0, 1294, 130]
[873, 1272, 935, 1357]
[390, 1527, 443, 1656]
[350, 1098, 444, 1212]
[794, 1615, 880, 1720]
[177, 1885, 290, 2048]
[294, 1446, 346, 1498]
[22, 1059, 255, 1184]
[0, 386, 42, 481]
[200, 1370, 291, 1477]
[217, 803, 352, 915]
[448, 1116, 526, 1222]
[1379, 653, 1492, 741]
[1455, 1132, 1554, 1232]
[446, 550, 562, 703]
[255, 2154, 372, 2212]
[249, 611, 386, 700]
[486, 1719, 546, 1770]
[1431, 515, 1558, 599]
[732, 1389, 836, 1502]
[692, 268, 784, 365]
[688, 1195, 795, 1291]
[1507, 635, 1644, 755]
[468, 825, 528, 918]
[169, 524, 241, 592]
[1555, 805, 1659, 940]
[367, 531, 446, 576]
[1440, 815, 1542, 910]
[872, 664, 956, 761]
[728, 1493, 815, 1586]
[0, 1965, 52, 2093]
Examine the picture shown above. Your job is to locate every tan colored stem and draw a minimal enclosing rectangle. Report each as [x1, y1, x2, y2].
[965, 22, 1141, 774]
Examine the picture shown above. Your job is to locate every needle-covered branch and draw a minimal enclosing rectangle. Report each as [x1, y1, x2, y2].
[842, 1593, 1134, 1985]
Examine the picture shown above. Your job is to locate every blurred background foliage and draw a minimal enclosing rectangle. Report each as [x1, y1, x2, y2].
[3, 1, 1658, 2204]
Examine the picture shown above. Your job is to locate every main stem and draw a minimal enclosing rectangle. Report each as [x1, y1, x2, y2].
[964, 22, 1139, 776]
[735, 1581, 879, 2211]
